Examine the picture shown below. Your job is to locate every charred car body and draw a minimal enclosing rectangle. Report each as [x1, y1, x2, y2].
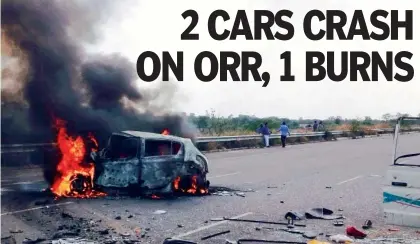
[90, 131, 210, 195]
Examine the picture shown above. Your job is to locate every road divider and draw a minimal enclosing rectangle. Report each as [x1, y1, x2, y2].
[1, 128, 399, 153]
[1, 128, 419, 168]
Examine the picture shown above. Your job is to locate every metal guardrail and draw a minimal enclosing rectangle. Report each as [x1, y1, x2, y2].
[1, 129, 398, 154]
[195, 130, 346, 143]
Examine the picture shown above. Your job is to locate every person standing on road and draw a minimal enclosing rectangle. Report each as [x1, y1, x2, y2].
[278, 121, 290, 148]
[318, 121, 325, 131]
[313, 120, 318, 132]
[261, 122, 271, 147]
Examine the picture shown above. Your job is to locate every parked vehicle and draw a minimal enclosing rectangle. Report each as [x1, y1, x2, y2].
[383, 117, 420, 228]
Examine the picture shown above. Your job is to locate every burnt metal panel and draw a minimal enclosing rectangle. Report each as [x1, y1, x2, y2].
[95, 158, 140, 187]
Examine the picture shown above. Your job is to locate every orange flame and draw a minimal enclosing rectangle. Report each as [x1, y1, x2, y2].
[50, 119, 106, 199]
[173, 176, 182, 192]
[172, 175, 208, 195]
[161, 129, 170, 135]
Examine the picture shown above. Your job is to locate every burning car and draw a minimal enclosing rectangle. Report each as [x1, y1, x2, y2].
[90, 130, 210, 195]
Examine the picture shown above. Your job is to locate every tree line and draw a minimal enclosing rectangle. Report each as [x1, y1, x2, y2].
[186, 110, 420, 136]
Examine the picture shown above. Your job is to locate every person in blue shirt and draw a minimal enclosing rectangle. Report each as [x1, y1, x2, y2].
[277, 121, 290, 148]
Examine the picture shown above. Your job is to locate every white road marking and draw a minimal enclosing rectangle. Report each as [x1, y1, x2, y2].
[172, 212, 253, 239]
[207, 172, 240, 179]
[1, 180, 44, 186]
[0, 188, 14, 195]
[337, 175, 364, 185]
[1, 202, 74, 216]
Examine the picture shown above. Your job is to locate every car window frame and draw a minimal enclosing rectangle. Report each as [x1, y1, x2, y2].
[142, 138, 184, 159]
[103, 134, 141, 161]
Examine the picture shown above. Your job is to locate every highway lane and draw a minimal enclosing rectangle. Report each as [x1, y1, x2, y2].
[1, 134, 420, 243]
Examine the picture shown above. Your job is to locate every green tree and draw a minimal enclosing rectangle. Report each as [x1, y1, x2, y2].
[334, 116, 342, 125]
[350, 120, 362, 132]
[362, 116, 373, 125]
[382, 113, 392, 122]
[195, 116, 209, 133]
[206, 109, 229, 136]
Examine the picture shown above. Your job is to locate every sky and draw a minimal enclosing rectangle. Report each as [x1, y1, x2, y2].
[95, 0, 419, 120]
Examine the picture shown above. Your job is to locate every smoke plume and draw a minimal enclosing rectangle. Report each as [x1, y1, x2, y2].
[1, 0, 195, 146]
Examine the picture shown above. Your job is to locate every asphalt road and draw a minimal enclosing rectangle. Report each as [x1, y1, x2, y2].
[2, 134, 420, 243]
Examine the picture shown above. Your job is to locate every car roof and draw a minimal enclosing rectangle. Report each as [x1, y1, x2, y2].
[118, 130, 189, 142]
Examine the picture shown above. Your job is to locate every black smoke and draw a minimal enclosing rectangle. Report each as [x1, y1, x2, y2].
[1, 0, 195, 147]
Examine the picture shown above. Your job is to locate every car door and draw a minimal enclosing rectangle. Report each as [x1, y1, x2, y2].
[140, 138, 184, 190]
[94, 134, 142, 188]
[383, 116, 420, 228]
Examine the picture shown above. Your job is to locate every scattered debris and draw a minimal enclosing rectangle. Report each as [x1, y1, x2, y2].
[52, 237, 96, 244]
[99, 229, 110, 235]
[237, 239, 306, 244]
[362, 220, 372, 230]
[120, 233, 131, 237]
[346, 226, 367, 239]
[162, 238, 197, 243]
[307, 240, 331, 244]
[201, 230, 231, 240]
[223, 217, 306, 227]
[1, 236, 17, 244]
[127, 215, 133, 218]
[145, 228, 151, 231]
[9, 229, 23, 234]
[225, 239, 237, 244]
[61, 212, 73, 219]
[122, 239, 138, 244]
[302, 231, 318, 239]
[305, 208, 344, 220]
[153, 210, 167, 215]
[211, 217, 224, 221]
[53, 230, 80, 239]
[255, 227, 262, 231]
[285, 211, 305, 220]
[21, 237, 47, 244]
[213, 191, 232, 196]
[281, 228, 305, 234]
[329, 234, 354, 243]
[115, 216, 121, 220]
